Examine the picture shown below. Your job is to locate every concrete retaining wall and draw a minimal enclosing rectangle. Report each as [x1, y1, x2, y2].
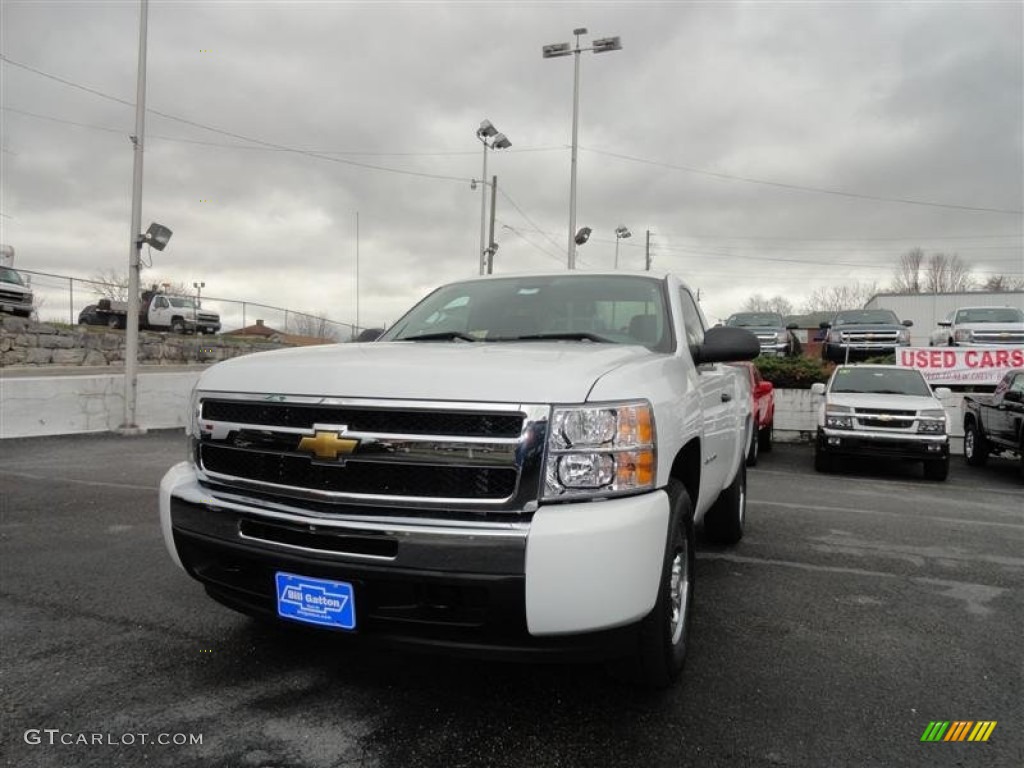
[1, 371, 201, 438]
[1, 372, 970, 450]
[1, 314, 285, 368]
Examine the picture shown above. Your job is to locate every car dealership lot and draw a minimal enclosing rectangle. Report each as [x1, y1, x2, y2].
[1, 433, 1021, 768]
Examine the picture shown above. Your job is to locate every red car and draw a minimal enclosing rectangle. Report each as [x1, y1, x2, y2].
[733, 362, 775, 466]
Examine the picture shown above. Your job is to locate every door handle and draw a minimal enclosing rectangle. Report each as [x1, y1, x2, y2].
[721, 392, 732, 402]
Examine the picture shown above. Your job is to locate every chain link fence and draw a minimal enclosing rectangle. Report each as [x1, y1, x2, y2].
[15, 269, 363, 341]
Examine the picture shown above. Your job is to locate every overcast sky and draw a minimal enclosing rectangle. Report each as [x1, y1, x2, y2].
[2, 0, 1022, 332]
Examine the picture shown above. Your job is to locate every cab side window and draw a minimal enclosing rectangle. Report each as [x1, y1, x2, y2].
[678, 289, 705, 360]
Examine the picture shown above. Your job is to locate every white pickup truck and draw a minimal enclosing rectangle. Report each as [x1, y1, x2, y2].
[159, 271, 758, 686]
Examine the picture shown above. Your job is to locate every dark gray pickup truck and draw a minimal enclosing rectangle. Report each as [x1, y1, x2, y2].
[963, 368, 1024, 477]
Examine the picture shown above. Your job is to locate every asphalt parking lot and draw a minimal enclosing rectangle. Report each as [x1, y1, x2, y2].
[1, 432, 1021, 768]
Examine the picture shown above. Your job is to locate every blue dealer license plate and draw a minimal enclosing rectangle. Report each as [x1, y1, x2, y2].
[275, 572, 356, 630]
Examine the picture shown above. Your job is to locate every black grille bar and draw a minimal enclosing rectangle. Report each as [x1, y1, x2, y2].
[201, 444, 517, 500]
[201, 400, 524, 437]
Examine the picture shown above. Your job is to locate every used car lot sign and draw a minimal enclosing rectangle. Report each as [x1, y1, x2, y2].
[898, 346, 1024, 385]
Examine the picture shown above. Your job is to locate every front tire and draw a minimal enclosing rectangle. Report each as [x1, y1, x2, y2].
[759, 421, 773, 452]
[745, 421, 759, 467]
[630, 480, 694, 688]
[704, 462, 746, 544]
[923, 457, 949, 481]
[814, 442, 831, 473]
[963, 421, 988, 466]
[171, 317, 186, 335]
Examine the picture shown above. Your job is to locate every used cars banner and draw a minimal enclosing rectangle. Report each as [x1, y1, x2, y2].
[896, 346, 1024, 385]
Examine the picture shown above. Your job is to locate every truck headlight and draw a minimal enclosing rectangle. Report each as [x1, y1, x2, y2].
[828, 331, 842, 343]
[917, 409, 947, 434]
[824, 404, 853, 429]
[544, 402, 656, 499]
[898, 329, 911, 344]
[954, 329, 971, 343]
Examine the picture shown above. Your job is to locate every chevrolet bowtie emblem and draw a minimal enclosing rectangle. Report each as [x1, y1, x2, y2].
[297, 430, 359, 460]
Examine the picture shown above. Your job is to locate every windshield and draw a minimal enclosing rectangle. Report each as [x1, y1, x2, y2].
[381, 274, 673, 351]
[833, 310, 900, 325]
[0, 267, 25, 286]
[954, 307, 1023, 324]
[168, 297, 196, 309]
[726, 312, 783, 328]
[830, 367, 932, 397]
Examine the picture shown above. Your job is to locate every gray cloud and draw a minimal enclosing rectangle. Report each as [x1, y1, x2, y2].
[2, 0, 1021, 329]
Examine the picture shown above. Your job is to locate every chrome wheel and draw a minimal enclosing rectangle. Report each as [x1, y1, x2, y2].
[965, 429, 975, 458]
[668, 546, 690, 645]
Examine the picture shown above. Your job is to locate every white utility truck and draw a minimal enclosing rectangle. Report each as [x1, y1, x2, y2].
[159, 272, 758, 686]
[0, 245, 34, 318]
[94, 288, 220, 333]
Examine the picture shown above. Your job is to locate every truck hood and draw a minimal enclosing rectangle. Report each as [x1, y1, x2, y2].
[197, 341, 658, 403]
[828, 392, 940, 411]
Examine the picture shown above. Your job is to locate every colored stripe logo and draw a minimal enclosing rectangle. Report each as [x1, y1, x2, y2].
[921, 721, 997, 742]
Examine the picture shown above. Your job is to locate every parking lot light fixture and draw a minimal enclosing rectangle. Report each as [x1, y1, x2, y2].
[542, 28, 623, 269]
[614, 226, 631, 268]
[193, 281, 204, 331]
[476, 120, 512, 275]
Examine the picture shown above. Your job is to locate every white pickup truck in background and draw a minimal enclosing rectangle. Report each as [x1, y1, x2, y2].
[159, 271, 759, 686]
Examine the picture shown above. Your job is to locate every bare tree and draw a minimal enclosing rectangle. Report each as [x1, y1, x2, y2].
[924, 252, 973, 293]
[980, 274, 1024, 292]
[89, 269, 131, 302]
[890, 247, 925, 294]
[289, 311, 340, 340]
[742, 293, 794, 316]
[801, 281, 879, 314]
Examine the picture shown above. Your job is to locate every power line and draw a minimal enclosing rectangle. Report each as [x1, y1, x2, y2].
[3, 105, 568, 157]
[582, 146, 1024, 216]
[495, 187, 567, 257]
[0, 56, 473, 184]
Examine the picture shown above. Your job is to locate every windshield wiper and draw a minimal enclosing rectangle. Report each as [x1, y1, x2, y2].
[402, 331, 478, 342]
[501, 332, 613, 343]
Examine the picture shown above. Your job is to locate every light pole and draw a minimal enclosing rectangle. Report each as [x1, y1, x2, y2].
[614, 225, 631, 268]
[543, 29, 622, 270]
[193, 281, 204, 332]
[476, 120, 511, 275]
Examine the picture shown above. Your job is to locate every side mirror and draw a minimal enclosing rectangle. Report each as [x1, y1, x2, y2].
[786, 323, 799, 330]
[355, 328, 385, 342]
[755, 381, 774, 396]
[819, 321, 831, 329]
[1005, 390, 1023, 403]
[902, 320, 914, 327]
[811, 382, 826, 395]
[934, 387, 952, 398]
[694, 326, 760, 365]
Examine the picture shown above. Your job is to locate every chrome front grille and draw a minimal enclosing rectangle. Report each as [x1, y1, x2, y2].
[853, 408, 916, 430]
[0, 288, 29, 304]
[840, 331, 899, 344]
[194, 395, 549, 511]
[970, 331, 1024, 344]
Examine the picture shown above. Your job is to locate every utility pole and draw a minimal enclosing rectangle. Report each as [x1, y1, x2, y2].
[487, 175, 497, 274]
[355, 211, 360, 338]
[645, 229, 651, 271]
[120, 0, 149, 435]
